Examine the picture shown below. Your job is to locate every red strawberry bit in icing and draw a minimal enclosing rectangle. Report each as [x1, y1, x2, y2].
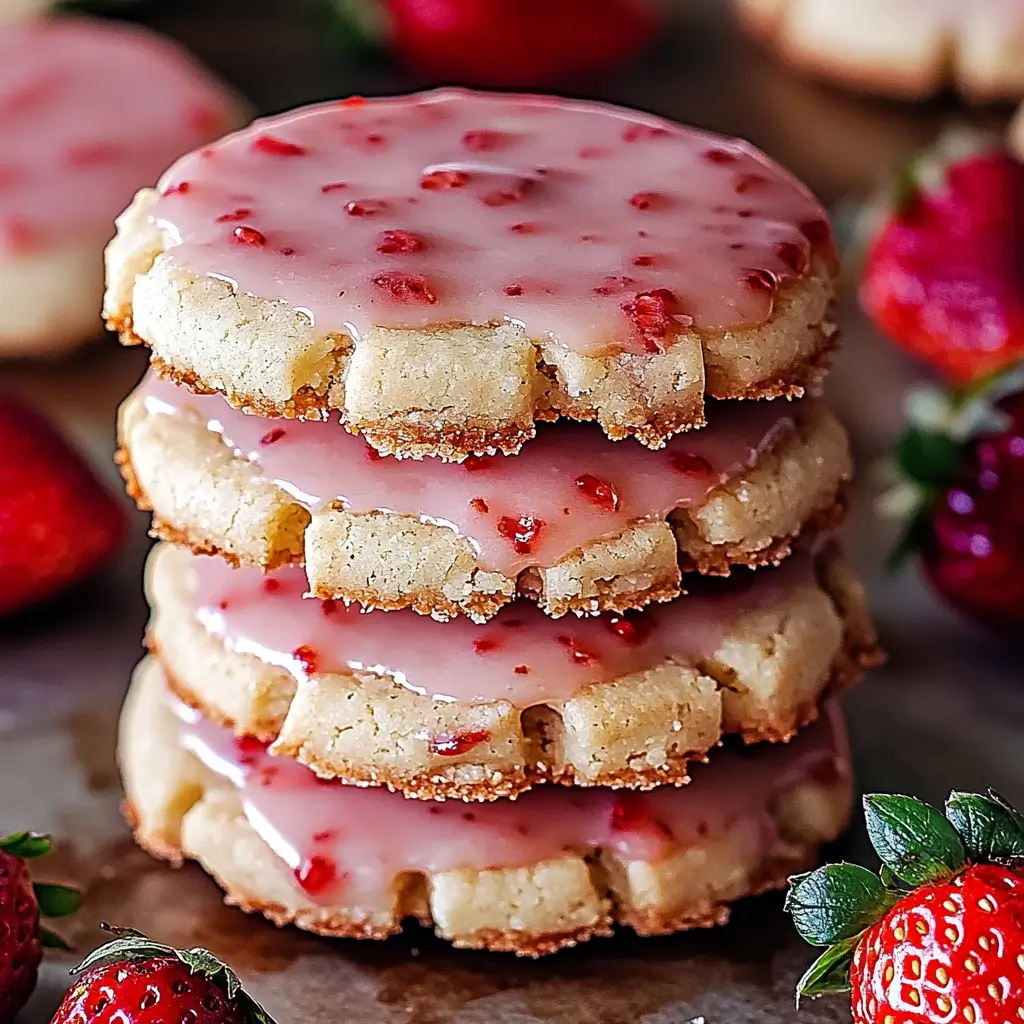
[252, 134, 306, 157]
[574, 473, 619, 511]
[0, 19, 237, 256]
[216, 208, 252, 222]
[514, 665, 530, 675]
[188, 546, 812, 707]
[321, 181, 347, 193]
[145, 90, 828, 349]
[292, 645, 319, 673]
[428, 730, 491, 756]
[293, 855, 338, 895]
[140, 374, 800, 577]
[262, 578, 281, 594]
[170, 687, 847, 904]
[420, 169, 470, 190]
[622, 288, 684, 353]
[376, 229, 426, 254]
[260, 427, 286, 445]
[462, 129, 504, 152]
[607, 610, 653, 645]
[232, 225, 266, 247]
[497, 514, 544, 554]
[469, 497, 489, 514]
[345, 199, 388, 216]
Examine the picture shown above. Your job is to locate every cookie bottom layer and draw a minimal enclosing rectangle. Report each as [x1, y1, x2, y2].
[120, 657, 853, 956]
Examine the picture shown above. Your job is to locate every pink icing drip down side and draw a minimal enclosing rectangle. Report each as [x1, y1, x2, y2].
[139, 373, 799, 575]
[148, 89, 832, 352]
[172, 692, 848, 905]
[0, 19, 238, 255]
[190, 550, 811, 706]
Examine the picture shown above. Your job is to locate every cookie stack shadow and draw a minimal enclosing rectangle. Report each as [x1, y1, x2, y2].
[108, 89, 882, 955]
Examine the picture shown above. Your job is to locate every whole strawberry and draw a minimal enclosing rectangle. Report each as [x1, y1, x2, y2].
[54, 928, 275, 1024]
[0, 395, 125, 618]
[0, 832, 79, 1021]
[785, 789, 1024, 1022]
[883, 366, 1024, 631]
[383, 0, 660, 88]
[860, 140, 1024, 383]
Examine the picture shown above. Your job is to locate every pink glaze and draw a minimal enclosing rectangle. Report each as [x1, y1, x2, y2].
[148, 89, 832, 354]
[0, 18, 238, 255]
[140, 373, 800, 576]
[171, 690, 848, 904]
[190, 550, 811, 706]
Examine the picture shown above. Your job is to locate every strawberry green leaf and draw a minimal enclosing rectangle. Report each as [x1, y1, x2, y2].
[864, 794, 965, 887]
[794, 936, 857, 1005]
[945, 790, 1024, 863]
[34, 883, 81, 918]
[895, 426, 960, 491]
[40, 927, 72, 951]
[785, 864, 894, 946]
[1, 831, 52, 859]
[73, 926, 277, 1024]
[879, 865, 911, 893]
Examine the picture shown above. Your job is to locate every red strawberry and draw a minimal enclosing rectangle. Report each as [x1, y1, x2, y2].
[882, 367, 1024, 631]
[382, 0, 660, 88]
[860, 141, 1024, 383]
[0, 832, 79, 1021]
[0, 395, 125, 617]
[54, 927, 276, 1024]
[785, 790, 1024, 1022]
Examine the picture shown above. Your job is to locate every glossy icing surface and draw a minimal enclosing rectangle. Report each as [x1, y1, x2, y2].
[173, 691, 847, 904]
[0, 18, 238, 255]
[149, 89, 831, 353]
[190, 549, 811, 706]
[140, 373, 800, 575]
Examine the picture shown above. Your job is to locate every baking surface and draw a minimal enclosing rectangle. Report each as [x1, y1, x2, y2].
[2, 1, 1022, 1021]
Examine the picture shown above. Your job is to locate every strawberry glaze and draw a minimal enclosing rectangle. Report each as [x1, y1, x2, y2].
[147, 89, 831, 353]
[190, 550, 811, 706]
[171, 690, 848, 904]
[138, 373, 800, 575]
[0, 19, 238, 255]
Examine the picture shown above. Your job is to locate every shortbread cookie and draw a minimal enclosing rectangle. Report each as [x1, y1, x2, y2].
[120, 657, 854, 955]
[145, 542, 880, 800]
[104, 88, 838, 459]
[119, 373, 851, 620]
[737, 0, 1024, 101]
[0, 18, 243, 358]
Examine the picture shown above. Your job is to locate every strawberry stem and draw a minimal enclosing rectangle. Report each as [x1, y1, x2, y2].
[0, 831, 52, 859]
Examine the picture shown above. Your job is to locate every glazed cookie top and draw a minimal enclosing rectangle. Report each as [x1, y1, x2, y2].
[0, 18, 240, 256]
[147, 88, 830, 354]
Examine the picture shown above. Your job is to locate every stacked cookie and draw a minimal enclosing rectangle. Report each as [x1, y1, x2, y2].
[108, 89, 880, 954]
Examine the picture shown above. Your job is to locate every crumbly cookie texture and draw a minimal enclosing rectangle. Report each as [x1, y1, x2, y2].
[118, 387, 852, 620]
[145, 541, 880, 801]
[120, 657, 853, 955]
[106, 191, 835, 459]
[736, 0, 1024, 101]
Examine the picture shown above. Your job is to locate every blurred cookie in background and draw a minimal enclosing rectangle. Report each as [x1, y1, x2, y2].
[0, 17, 246, 358]
[734, 0, 1024, 102]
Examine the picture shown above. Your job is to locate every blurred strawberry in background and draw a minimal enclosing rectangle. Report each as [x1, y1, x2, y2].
[330, 0, 663, 87]
[882, 368, 1024, 632]
[860, 137, 1024, 384]
[0, 395, 125, 618]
